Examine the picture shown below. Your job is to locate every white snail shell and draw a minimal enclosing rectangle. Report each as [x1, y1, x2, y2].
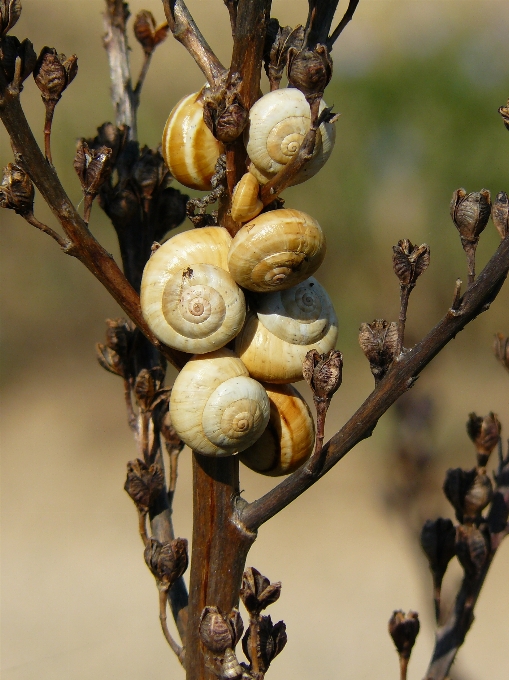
[230, 172, 263, 223]
[227, 209, 326, 292]
[162, 89, 224, 191]
[245, 88, 336, 186]
[141, 228, 246, 353]
[169, 349, 270, 456]
[239, 383, 315, 476]
[235, 277, 338, 383]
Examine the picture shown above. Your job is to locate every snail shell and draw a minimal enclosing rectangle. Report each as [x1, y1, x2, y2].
[141, 228, 246, 353]
[245, 88, 336, 186]
[239, 383, 315, 476]
[162, 89, 224, 191]
[227, 209, 326, 292]
[169, 349, 270, 456]
[231, 172, 263, 223]
[235, 277, 338, 383]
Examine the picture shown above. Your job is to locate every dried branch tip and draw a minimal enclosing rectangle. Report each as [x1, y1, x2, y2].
[392, 239, 430, 288]
[302, 349, 343, 402]
[242, 615, 287, 673]
[144, 537, 188, 591]
[240, 567, 282, 616]
[0, 163, 34, 214]
[450, 188, 491, 244]
[0, 36, 36, 85]
[388, 610, 420, 660]
[492, 191, 509, 239]
[199, 606, 244, 654]
[499, 98, 509, 131]
[358, 319, 398, 383]
[133, 10, 169, 55]
[0, 0, 21, 36]
[466, 412, 501, 465]
[33, 46, 78, 103]
[493, 333, 509, 372]
[124, 459, 165, 512]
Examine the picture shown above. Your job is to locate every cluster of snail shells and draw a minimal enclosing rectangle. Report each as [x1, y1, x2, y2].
[147, 85, 338, 474]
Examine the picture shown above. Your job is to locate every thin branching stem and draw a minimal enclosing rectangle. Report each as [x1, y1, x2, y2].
[22, 211, 71, 250]
[159, 588, 186, 665]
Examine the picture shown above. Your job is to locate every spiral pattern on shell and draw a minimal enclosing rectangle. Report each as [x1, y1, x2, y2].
[239, 383, 315, 476]
[227, 209, 326, 292]
[162, 89, 224, 191]
[141, 228, 246, 353]
[169, 350, 270, 456]
[245, 88, 336, 186]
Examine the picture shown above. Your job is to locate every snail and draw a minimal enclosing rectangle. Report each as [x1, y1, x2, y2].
[235, 277, 338, 383]
[245, 88, 336, 186]
[162, 88, 224, 191]
[169, 349, 270, 456]
[227, 209, 326, 292]
[239, 383, 315, 476]
[230, 172, 263, 223]
[140, 227, 246, 353]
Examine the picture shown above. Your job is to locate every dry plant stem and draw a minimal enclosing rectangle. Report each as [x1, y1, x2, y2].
[159, 587, 185, 665]
[0, 77, 185, 370]
[397, 284, 412, 356]
[400, 655, 409, 680]
[162, 0, 226, 85]
[23, 211, 70, 249]
[134, 51, 152, 102]
[328, 0, 361, 47]
[463, 240, 477, 286]
[123, 379, 138, 432]
[186, 453, 255, 680]
[308, 398, 329, 475]
[241, 234, 509, 532]
[138, 508, 149, 546]
[305, 0, 340, 45]
[43, 99, 56, 164]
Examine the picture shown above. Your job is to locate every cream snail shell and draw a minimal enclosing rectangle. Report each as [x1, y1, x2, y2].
[169, 349, 270, 456]
[230, 172, 263, 223]
[162, 88, 224, 191]
[245, 88, 336, 186]
[235, 277, 338, 383]
[239, 383, 315, 476]
[141, 227, 246, 353]
[227, 209, 326, 292]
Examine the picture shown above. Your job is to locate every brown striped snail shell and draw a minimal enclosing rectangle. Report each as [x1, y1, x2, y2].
[169, 349, 270, 456]
[235, 277, 338, 383]
[245, 88, 336, 186]
[230, 171, 263, 223]
[162, 88, 224, 191]
[227, 209, 326, 293]
[140, 228, 246, 354]
[239, 383, 315, 475]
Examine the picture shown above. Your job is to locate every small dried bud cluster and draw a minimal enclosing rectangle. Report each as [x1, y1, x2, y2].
[467, 412, 501, 466]
[499, 98, 509, 131]
[263, 20, 304, 91]
[74, 140, 112, 222]
[0, 35, 36, 85]
[302, 349, 343, 402]
[133, 366, 167, 411]
[287, 43, 333, 102]
[0, 0, 21, 36]
[388, 610, 420, 660]
[493, 333, 509, 372]
[203, 73, 248, 144]
[450, 188, 491, 244]
[455, 524, 490, 579]
[144, 537, 188, 591]
[199, 607, 244, 655]
[240, 567, 281, 616]
[392, 239, 430, 289]
[242, 614, 287, 674]
[96, 318, 135, 379]
[0, 162, 34, 214]
[358, 319, 398, 384]
[133, 10, 169, 55]
[33, 46, 78, 104]
[124, 458, 164, 512]
[492, 191, 509, 239]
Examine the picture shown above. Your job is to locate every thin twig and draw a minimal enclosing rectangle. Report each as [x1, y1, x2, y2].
[133, 52, 152, 102]
[22, 212, 71, 250]
[138, 508, 149, 546]
[396, 285, 412, 356]
[328, 0, 361, 47]
[159, 588, 185, 665]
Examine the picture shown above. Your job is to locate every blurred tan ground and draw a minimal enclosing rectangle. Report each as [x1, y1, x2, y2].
[1, 1, 509, 679]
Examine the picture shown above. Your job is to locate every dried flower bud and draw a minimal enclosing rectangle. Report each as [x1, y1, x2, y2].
[493, 333, 509, 372]
[124, 459, 165, 512]
[74, 140, 112, 197]
[488, 489, 509, 535]
[105, 318, 133, 354]
[358, 319, 398, 383]
[203, 73, 248, 144]
[420, 518, 456, 587]
[466, 412, 501, 465]
[133, 10, 169, 55]
[96, 343, 124, 377]
[0, 35, 36, 84]
[287, 44, 333, 99]
[33, 46, 78, 103]
[133, 366, 166, 410]
[455, 524, 490, 579]
[240, 567, 282, 616]
[450, 188, 491, 243]
[0, 162, 34, 214]
[0, 0, 21, 36]
[264, 20, 304, 90]
[144, 537, 188, 590]
[492, 191, 509, 239]
[388, 610, 420, 660]
[443, 467, 477, 523]
[87, 122, 129, 166]
[392, 239, 430, 288]
[463, 469, 493, 521]
[132, 146, 167, 206]
[199, 606, 243, 654]
[499, 99, 509, 131]
[242, 615, 287, 673]
[302, 349, 343, 401]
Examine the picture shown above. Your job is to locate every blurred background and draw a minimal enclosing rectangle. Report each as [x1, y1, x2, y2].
[1, 1, 508, 678]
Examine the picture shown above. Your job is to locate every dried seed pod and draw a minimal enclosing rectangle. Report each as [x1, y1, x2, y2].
[199, 606, 235, 654]
[162, 88, 224, 190]
[443, 467, 477, 523]
[140, 227, 246, 353]
[388, 610, 420, 660]
[144, 537, 188, 589]
[124, 459, 165, 512]
[466, 412, 501, 465]
[242, 615, 287, 672]
[463, 469, 493, 520]
[245, 88, 336, 186]
[492, 191, 508, 239]
[239, 383, 315, 475]
[450, 188, 491, 242]
[287, 44, 332, 99]
[358, 319, 398, 383]
[169, 349, 270, 456]
[240, 567, 282, 616]
[230, 171, 263, 223]
[228, 209, 326, 292]
[0, 35, 36, 84]
[420, 518, 456, 585]
[33, 46, 78, 103]
[493, 333, 509, 372]
[302, 349, 343, 401]
[392, 240, 430, 288]
[0, 163, 34, 214]
[455, 524, 490, 579]
[0, 0, 22, 36]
